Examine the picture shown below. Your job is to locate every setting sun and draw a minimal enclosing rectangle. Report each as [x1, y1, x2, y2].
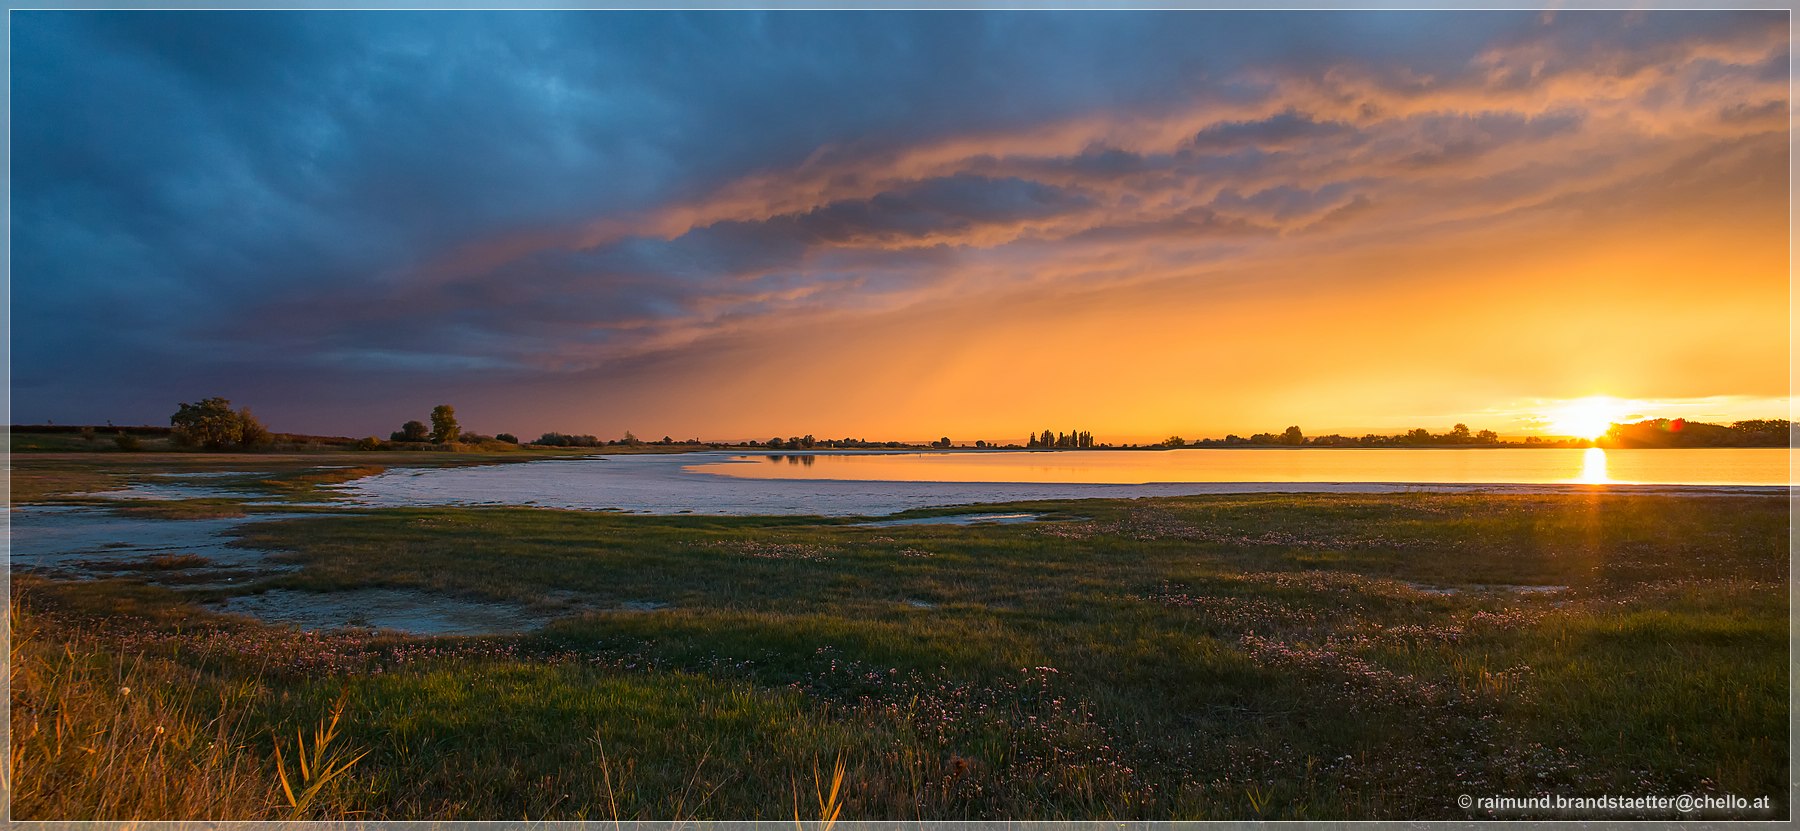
[1546, 396, 1631, 440]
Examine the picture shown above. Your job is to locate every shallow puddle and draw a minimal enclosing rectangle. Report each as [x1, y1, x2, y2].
[10, 505, 308, 577]
[206, 588, 537, 636]
[13, 502, 612, 636]
[75, 482, 261, 501]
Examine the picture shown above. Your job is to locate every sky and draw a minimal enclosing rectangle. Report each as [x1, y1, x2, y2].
[11, 10, 1791, 443]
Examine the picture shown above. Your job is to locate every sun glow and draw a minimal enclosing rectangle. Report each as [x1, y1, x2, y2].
[1545, 396, 1629, 440]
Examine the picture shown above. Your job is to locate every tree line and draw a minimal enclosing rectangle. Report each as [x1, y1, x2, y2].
[1601, 418, 1790, 448]
[1173, 424, 1503, 448]
[1153, 419, 1791, 449]
[1160, 424, 1509, 448]
[69, 401, 1797, 455]
[1026, 429, 1097, 449]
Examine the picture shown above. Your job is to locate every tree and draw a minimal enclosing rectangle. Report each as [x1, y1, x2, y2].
[1475, 429, 1499, 444]
[1164, 435, 1187, 448]
[934, 436, 952, 448]
[238, 407, 271, 448]
[171, 397, 245, 449]
[495, 433, 519, 444]
[1281, 425, 1305, 446]
[393, 421, 430, 442]
[356, 436, 384, 450]
[1449, 423, 1472, 442]
[430, 405, 460, 444]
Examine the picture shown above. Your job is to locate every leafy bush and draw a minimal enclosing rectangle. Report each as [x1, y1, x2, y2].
[169, 398, 268, 451]
[170, 398, 242, 449]
[534, 432, 602, 447]
[239, 408, 271, 448]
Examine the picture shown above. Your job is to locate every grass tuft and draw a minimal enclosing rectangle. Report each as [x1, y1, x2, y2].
[273, 691, 369, 818]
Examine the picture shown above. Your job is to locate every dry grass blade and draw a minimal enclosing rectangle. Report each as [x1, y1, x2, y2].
[273, 691, 368, 819]
[593, 733, 622, 830]
[818, 754, 847, 829]
[669, 743, 713, 821]
[793, 753, 846, 831]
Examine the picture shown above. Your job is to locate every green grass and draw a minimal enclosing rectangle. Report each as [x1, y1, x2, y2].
[11, 487, 1788, 820]
[7, 448, 598, 504]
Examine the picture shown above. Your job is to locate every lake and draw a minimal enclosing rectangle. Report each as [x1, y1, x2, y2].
[333, 448, 1790, 516]
[689, 447, 1791, 486]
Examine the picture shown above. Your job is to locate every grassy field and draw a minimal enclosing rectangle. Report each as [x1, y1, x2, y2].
[6, 445, 593, 504]
[8, 452, 1789, 820]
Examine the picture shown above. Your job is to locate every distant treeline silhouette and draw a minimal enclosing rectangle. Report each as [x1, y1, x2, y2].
[1601, 418, 1790, 448]
[1154, 419, 1792, 449]
[1027, 429, 1096, 449]
[20, 412, 1789, 455]
[1175, 424, 1501, 448]
[763, 435, 926, 450]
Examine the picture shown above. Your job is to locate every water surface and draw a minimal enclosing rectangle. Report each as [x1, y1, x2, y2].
[691, 447, 1791, 487]
[334, 448, 1787, 516]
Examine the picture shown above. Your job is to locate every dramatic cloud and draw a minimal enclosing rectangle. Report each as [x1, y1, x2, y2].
[12, 10, 1788, 439]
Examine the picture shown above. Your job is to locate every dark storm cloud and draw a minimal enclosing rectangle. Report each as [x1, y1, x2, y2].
[1190, 111, 1356, 151]
[1064, 206, 1273, 246]
[10, 10, 1787, 432]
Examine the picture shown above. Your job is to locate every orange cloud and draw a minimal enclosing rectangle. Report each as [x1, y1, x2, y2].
[269, 13, 1789, 439]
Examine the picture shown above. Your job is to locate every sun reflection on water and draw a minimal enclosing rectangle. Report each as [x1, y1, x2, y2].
[1576, 446, 1609, 484]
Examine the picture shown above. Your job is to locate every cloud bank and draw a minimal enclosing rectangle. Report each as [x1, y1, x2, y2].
[13, 11, 1788, 438]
